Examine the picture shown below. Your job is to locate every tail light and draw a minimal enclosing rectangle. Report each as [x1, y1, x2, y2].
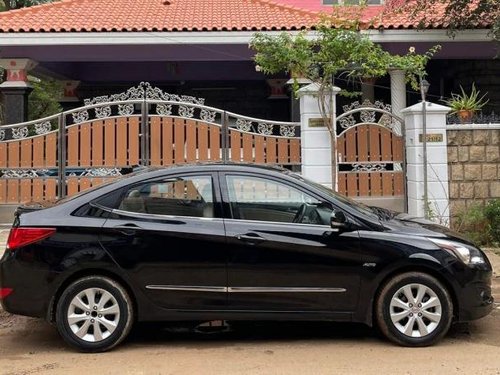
[6, 227, 56, 251]
[0, 288, 13, 299]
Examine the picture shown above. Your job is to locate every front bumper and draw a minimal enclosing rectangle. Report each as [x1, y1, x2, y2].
[452, 262, 494, 322]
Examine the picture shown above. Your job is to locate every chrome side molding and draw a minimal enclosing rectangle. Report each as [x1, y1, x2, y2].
[145, 285, 346, 293]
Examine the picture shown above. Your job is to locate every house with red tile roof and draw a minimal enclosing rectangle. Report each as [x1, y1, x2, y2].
[0, 0, 497, 125]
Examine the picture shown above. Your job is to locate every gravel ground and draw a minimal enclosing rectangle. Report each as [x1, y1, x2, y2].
[0, 228, 499, 375]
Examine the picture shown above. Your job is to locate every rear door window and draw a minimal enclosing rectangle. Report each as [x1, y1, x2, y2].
[117, 175, 214, 218]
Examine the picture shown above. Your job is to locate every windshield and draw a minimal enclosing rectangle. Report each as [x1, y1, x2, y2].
[288, 172, 379, 220]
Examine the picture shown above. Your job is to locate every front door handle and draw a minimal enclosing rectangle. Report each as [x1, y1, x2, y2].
[113, 223, 142, 236]
[236, 233, 266, 245]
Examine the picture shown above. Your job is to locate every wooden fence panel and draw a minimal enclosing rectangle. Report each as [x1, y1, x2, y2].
[80, 123, 92, 167]
[0, 114, 300, 204]
[186, 120, 197, 163]
[45, 133, 58, 167]
[0, 180, 6, 203]
[198, 123, 209, 161]
[174, 118, 185, 164]
[116, 117, 128, 166]
[161, 117, 173, 166]
[277, 138, 288, 164]
[266, 137, 277, 164]
[242, 134, 253, 162]
[129, 117, 140, 165]
[254, 136, 265, 164]
[231, 131, 241, 162]
[209, 125, 221, 161]
[103, 120, 115, 167]
[0, 143, 6, 168]
[92, 120, 104, 166]
[369, 127, 381, 162]
[7, 142, 19, 168]
[370, 172, 382, 197]
[150, 117, 162, 166]
[20, 139, 32, 168]
[32, 136, 44, 168]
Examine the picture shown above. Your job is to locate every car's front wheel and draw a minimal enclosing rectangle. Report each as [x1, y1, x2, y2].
[375, 272, 453, 347]
[56, 276, 134, 352]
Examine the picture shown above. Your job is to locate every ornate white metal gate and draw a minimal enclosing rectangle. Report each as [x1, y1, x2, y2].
[0, 82, 300, 203]
[335, 100, 406, 212]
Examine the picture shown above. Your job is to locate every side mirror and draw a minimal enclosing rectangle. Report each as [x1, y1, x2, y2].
[330, 210, 349, 232]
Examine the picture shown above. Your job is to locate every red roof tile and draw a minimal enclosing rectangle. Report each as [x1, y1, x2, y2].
[0, 0, 487, 32]
[0, 0, 320, 32]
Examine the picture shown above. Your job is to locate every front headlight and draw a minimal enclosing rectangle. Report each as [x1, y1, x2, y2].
[427, 238, 486, 266]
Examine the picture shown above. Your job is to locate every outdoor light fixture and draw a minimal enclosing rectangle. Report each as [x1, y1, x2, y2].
[420, 79, 430, 98]
[420, 77, 430, 219]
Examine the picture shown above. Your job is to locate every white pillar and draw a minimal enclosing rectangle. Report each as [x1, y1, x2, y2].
[297, 83, 341, 189]
[389, 69, 406, 118]
[402, 102, 451, 224]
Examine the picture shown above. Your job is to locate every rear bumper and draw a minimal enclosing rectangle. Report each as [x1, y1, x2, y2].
[0, 252, 51, 319]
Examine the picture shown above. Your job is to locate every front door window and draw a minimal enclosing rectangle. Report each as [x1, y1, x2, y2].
[225, 175, 332, 225]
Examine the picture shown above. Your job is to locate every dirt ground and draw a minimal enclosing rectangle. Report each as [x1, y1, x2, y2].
[0, 228, 499, 375]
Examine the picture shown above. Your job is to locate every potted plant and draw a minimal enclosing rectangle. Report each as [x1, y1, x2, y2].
[444, 83, 489, 123]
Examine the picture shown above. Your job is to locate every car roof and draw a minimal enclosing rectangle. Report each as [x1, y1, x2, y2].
[133, 162, 290, 177]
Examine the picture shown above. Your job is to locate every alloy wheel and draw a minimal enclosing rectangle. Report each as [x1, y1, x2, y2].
[67, 287, 121, 342]
[389, 283, 442, 338]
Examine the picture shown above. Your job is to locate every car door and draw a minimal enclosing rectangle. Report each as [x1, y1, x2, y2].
[221, 172, 361, 315]
[99, 173, 228, 311]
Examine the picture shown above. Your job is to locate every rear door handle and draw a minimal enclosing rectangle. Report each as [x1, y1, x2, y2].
[236, 233, 266, 245]
[113, 223, 142, 236]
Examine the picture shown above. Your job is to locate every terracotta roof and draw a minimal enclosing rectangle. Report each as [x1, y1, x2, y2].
[0, 0, 487, 33]
[369, 1, 492, 29]
[370, 1, 447, 29]
[0, 0, 320, 32]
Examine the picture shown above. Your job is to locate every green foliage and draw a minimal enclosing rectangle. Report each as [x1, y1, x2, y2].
[443, 83, 489, 113]
[0, 0, 53, 11]
[250, 21, 440, 96]
[454, 199, 500, 246]
[484, 199, 500, 245]
[28, 78, 62, 121]
[385, 0, 500, 42]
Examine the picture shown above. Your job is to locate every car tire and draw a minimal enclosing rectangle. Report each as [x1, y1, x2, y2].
[375, 272, 453, 347]
[56, 276, 134, 352]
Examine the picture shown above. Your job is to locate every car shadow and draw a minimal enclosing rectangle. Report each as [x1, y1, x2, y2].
[127, 321, 379, 348]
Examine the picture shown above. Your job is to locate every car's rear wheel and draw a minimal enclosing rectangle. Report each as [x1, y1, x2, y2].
[56, 276, 133, 352]
[375, 272, 453, 347]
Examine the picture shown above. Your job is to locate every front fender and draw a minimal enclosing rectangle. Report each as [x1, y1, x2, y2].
[353, 255, 460, 326]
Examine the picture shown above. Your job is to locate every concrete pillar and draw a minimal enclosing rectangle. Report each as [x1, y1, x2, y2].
[297, 82, 340, 189]
[0, 58, 37, 124]
[59, 80, 82, 111]
[402, 101, 451, 224]
[287, 77, 312, 122]
[389, 69, 406, 119]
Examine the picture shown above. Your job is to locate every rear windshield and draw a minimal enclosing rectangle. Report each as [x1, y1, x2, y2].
[55, 167, 150, 204]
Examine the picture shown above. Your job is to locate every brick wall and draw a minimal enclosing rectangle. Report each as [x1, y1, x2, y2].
[447, 125, 500, 223]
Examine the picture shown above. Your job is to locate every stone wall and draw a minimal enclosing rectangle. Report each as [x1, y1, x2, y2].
[447, 125, 500, 222]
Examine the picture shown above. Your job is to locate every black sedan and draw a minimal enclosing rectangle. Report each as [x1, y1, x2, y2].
[0, 164, 494, 352]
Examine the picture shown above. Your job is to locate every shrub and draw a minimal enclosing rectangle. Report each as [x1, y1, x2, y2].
[454, 199, 500, 247]
[484, 199, 500, 245]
